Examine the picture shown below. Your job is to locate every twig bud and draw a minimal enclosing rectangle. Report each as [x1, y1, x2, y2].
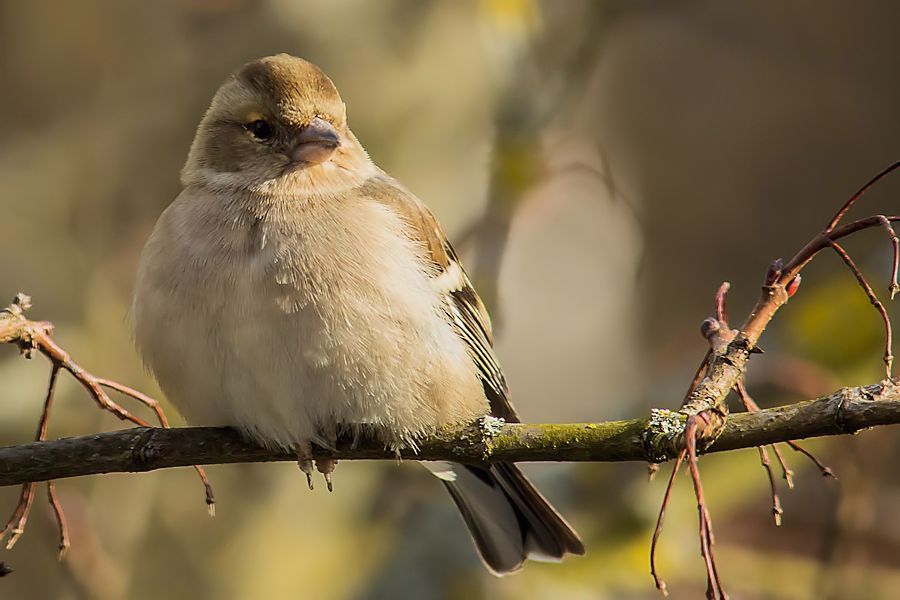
[766, 259, 784, 285]
[786, 275, 802, 297]
[12, 293, 31, 311]
[700, 317, 720, 340]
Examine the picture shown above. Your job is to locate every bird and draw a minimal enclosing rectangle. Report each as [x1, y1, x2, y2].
[131, 54, 584, 575]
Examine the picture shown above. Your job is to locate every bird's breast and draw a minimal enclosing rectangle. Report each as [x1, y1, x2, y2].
[134, 189, 486, 450]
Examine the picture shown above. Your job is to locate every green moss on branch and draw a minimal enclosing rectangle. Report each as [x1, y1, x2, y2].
[0, 381, 896, 487]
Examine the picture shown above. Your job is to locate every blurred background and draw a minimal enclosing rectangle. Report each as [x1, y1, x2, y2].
[1, 1, 899, 598]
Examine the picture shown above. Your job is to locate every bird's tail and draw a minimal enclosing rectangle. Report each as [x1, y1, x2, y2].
[437, 462, 585, 575]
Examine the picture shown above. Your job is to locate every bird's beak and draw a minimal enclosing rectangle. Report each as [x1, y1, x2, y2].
[290, 117, 341, 165]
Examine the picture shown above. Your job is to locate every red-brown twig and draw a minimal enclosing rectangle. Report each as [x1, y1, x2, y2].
[650, 448, 686, 596]
[875, 215, 899, 300]
[787, 442, 836, 479]
[0, 364, 61, 550]
[650, 162, 899, 596]
[96, 378, 215, 514]
[32, 332, 152, 428]
[736, 382, 835, 480]
[682, 350, 712, 405]
[825, 160, 900, 232]
[735, 381, 783, 525]
[715, 282, 730, 323]
[828, 240, 893, 378]
[769, 443, 795, 488]
[757, 444, 782, 525]
[0, 294, 215, 554]
[95, 377, 170, 427]
[0, 483, 35, 550]
[46, 481, 68, 558]
[685, 416, 727, 600]
[654, 283, 735, 596]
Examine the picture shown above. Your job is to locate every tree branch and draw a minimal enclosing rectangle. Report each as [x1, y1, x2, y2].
[0, 380, 896, 488]
[1, 164, 897, 592]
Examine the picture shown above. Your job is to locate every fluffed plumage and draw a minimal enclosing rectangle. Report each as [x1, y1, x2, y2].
[131, 54, 584, 574]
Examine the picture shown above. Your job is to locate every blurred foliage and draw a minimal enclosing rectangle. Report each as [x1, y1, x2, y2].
[0, 1, 899, 599]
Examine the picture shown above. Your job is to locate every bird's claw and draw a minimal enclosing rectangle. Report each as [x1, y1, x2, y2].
[315, 458, 337, 493]
[297, 447, 315, 491]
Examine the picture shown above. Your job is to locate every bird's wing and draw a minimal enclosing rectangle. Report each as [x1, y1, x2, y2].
[362, 174, 519, 422]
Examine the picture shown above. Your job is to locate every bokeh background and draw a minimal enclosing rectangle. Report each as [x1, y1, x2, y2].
[1, 1, 899, 598]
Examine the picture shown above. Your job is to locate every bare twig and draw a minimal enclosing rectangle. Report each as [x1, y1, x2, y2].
[0, 364, 60, 550]
[787, 442, 836, 479]
[648, 162, 900, 596]
[828, 240, 893, 378]
[0, 295, 214, 552]
[47, 481, 68, 558]
[736, 382, 833, 480]
[650, 448, 685, 597]
[682, 350, 712, 406]
[0, 483, 34, 552]
[758, 445, 783, 525]
[95, 377, 215, 514]
[825, 160, 900, 232]
[735, 381, 783, 526]
[769, 443, 795, 488]
[685, 416, 726, 599]
[95, 378, 169, 427]
[875, 215, 899, 300]
[715, 281, 730, 323]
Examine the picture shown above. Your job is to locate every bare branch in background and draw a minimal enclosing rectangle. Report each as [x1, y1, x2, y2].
[463, 4, 611, 323]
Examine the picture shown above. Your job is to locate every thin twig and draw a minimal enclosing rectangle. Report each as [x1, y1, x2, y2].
[33, 333, 151, 428]
[770, 443, 795, 489]
[0, 484, 35, 550]
[828, 241, 893, 378]
[683, 350, 711, 405]
[96, 377, 215, 515]
[650, 448, 686, 597]
[47, 481, 68, 558]
[650, 165, 900, 597]
[685, 417, 727, 599]
[737, 215, 900, 343]
[715, 282, 730, 323]
[735, 381, 783, 525]
[0, 297, 216, 553]
[786, 442, 836, 479]
[826, 160, 900, 232]
[36, 365, 60, 441]
[96, 378, 169, 427]
[875, 215, 899, 300]
[737, 381, 831, 481]
[0, 365, 61, 550]
[757, 445, 782, 526]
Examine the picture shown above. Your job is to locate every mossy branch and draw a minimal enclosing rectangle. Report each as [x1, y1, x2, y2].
[0, 380, 896, 487]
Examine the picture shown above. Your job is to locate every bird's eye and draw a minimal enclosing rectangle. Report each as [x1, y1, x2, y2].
[244, 119, 273, 141]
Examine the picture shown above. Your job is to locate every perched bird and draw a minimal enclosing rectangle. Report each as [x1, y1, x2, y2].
[132, 54, 584, 575]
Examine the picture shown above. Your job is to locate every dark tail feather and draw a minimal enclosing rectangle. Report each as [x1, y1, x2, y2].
[440, 462, 584, 575]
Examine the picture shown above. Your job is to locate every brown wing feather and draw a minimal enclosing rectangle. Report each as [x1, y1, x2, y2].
[361, 174, 584, 568]
[360, 173, 519, 421]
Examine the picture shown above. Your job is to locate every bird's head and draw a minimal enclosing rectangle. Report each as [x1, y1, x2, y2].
[182, 54, 373, 196]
